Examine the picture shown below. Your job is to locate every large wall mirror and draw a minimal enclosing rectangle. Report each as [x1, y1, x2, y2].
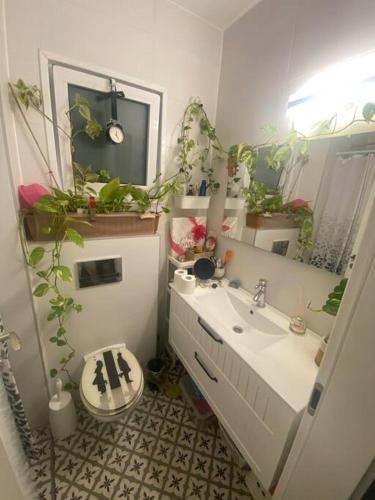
[222, 131, 375, 275]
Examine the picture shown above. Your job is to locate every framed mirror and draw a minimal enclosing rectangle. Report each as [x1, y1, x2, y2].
[222, 131, 375, 275]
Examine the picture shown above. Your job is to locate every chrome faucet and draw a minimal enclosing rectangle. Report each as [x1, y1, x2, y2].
[253, 279, 267, 308]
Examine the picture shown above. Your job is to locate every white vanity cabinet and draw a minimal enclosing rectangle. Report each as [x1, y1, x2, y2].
[169, 290, 303, 491]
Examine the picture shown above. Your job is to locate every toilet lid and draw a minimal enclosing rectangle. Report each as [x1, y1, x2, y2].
[81, 345, 143, 413]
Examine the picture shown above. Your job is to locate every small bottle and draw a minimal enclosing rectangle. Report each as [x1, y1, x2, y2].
[198, 180, 207, 196]
[88, 196, 97, 221]
[187, 184, 194, 196]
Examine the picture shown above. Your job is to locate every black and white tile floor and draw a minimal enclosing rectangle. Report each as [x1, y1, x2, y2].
[31, 362, 253, 500]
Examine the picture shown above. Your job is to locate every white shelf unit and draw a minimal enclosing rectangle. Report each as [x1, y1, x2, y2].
[174, 195, 211, 210]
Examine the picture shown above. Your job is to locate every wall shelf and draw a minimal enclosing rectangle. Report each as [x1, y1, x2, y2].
[174, 195, 210, 210]
[225, 197, 246, 210]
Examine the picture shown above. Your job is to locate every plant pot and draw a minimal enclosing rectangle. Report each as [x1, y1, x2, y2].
[315, 338, 328, 367]
[227, 157, 238, 177]
[246, 213, 301, 230]
[24, 211, 160, 241]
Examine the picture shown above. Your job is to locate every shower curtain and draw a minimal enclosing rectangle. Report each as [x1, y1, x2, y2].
[310, 154, 375, 274]
[0, 315, 35, 460]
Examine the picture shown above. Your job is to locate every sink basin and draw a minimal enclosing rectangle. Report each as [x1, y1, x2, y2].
[196, 288, 287, 352]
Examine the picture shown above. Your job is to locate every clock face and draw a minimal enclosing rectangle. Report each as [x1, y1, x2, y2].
[108, 124, 124, 144]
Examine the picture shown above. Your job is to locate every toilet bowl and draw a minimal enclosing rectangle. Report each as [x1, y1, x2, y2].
[80, 343, 144, 422]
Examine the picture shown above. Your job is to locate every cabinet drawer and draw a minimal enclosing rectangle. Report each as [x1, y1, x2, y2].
[169, 310, 292, 489]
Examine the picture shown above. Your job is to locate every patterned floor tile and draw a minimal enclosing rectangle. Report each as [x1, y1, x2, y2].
[92, 469, 120, 498]
[31, 459, 51, 484]
[185, 476, 209, 499]
[208, 483, 231, 500]
[159, 419, 179, 443]
[58, 454, 84, 482]
[171, 445, 193, 472]
[89, 440, 112, 466]
[211, 459, 231, 487]
[163, 467, 188, 497]
[125, 453, 149, 481]
[74, 434, 97, 459]
[143, 462, 168, 489]
[191, 451, 212, 480]
[105, 446, 131, 474]
[153, 438, 174, 465]
[117, 427, 140, 451]
[75, 462, 102, 490]
[138, 484, 162, 500]
[30, 360, 253, 500]
[113, 477, 141, 499]
[65, 485, 90, 500]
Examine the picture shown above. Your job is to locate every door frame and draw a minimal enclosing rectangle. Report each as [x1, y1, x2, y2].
[274, 185, 375, 498]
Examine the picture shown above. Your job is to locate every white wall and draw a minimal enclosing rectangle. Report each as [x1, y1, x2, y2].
[210, 0, 375, 337]
[0, 0, 49, 429]
[30, 236, 160, 395]
[1, 0, 223, 424]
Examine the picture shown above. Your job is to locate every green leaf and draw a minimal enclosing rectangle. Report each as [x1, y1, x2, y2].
[57, 339, 67, 347]
[47, 311, 57, 321]
[99, 177, 122, 203]
[75, 304, 82, 313]
[36, 270, 48, 278]
[65, 228, 84, 248]
[161, 206, 170, 213]
[52, 265, 72, 282]
[64, 382, 73, 391]
[57, 327, 66, 337]
[49, 368, 58, 378]
[29, 246, 45, 266]
[41, 226, 52, 235]
[362, 102, 375, 122]
[33, 283, 49, 297]
[49, 336, 58, 343]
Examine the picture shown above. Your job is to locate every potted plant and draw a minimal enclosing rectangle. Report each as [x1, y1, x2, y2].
[308, 278, 348, 366]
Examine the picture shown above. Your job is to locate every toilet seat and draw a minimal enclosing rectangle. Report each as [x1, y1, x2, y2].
[80, 344, 143, 421]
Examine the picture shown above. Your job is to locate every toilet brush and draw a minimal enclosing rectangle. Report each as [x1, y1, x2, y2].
[49, 378, 77, 440]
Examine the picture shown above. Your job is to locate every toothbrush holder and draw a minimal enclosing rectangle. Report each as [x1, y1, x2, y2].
[214, 267, 226, 279]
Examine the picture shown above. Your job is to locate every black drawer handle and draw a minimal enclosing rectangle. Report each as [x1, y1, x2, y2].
[198, 317, 223, 344]
[194, 352, 218, 382]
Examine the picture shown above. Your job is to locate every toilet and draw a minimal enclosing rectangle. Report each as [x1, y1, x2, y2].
[80, 343, 144, 422]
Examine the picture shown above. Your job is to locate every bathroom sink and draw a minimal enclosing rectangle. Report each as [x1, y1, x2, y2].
[196, 288, 287, 352]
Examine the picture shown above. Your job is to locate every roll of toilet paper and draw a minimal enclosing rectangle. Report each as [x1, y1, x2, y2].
[177, 274, 196, 294]
[174, 269, 188, 286]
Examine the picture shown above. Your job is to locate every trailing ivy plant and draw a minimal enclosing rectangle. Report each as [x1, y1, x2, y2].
[19, 195, 87, 390]
[177, 98, 224, 193]
[11, 79, 103, 389]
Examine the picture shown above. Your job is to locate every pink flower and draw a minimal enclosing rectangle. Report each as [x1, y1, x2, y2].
[285, 198, 309, 210]
[192, 223, 206, 242]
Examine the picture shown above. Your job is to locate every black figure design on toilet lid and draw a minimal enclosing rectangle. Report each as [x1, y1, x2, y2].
[82, 344, 142, 413]
[92, 360, 108, 394]
[117, 352, 133, 383]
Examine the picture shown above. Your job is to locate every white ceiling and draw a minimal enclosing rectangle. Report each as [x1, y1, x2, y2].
[170, 0, 262, 30]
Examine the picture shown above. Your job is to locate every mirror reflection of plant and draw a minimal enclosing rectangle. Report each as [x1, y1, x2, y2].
[177, 98, 224, 193]
[230, 101, 375, 261]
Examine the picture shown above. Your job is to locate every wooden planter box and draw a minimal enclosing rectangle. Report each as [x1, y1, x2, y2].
[25, 212, 160, 241]
[246, 213, 300, 230]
